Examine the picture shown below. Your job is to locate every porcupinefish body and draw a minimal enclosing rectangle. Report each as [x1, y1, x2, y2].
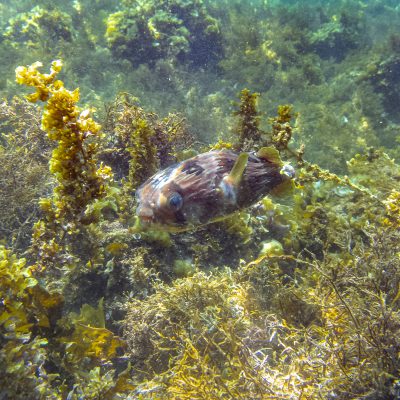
[136, 147, 294, 231]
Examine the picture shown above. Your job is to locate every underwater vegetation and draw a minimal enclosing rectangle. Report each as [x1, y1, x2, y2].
[15, 60, 112, 277]
[105, 0, 223, 68]
[0, 97, 51, 251]
[0, 0, 400, 398]
[0, 58, 399, 399]
[2, 0, 400, 167]
[4, 6, 73, 52]
[101, 92, 193, 187]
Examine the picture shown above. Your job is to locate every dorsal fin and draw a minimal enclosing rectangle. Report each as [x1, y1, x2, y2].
[257, 147, 283, 166]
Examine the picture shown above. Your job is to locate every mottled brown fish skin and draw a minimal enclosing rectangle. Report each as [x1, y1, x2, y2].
[136, 149, 290, 231]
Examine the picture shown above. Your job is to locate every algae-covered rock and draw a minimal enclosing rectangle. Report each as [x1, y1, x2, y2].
[105, 0, 223, 68]
[4, 6, 73, 51]
[308, 12, 366, 60]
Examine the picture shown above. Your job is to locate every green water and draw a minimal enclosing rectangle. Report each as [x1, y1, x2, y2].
[1, 1, 400, 398]
[1, 0, 400, 167]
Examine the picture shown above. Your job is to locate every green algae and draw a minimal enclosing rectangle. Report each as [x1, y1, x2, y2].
[0, 1, 400, 398]
[105, 0, 223, 68]
[5, 60, 399, 398]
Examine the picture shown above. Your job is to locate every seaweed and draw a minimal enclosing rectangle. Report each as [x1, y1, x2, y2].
[0, 246, 64, 398]
[233, 88, 261, 152]
[101, 93, 191, 185]
[0, 4, 400, 396]
[105, 0, 223, 68]
[58, 299, 125, 371]
[4, 6, 73, 51]
[16, 60, 112, 273]
[232, 87, 297, 159]
[123, 270, 258, 397]
[100, 93, 193, 225]
[0, 97, 50, 251]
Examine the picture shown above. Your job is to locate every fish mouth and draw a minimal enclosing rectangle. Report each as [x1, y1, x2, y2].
[136, 205, 155, 225]
[139, 215, 154, 225]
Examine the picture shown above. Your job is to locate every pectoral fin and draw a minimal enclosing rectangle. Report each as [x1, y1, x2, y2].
[228, 152, 249, 187]
[219, 152, 248, 205]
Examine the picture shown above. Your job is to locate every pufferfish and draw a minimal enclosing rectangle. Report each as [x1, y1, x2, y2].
[136, 147, 295, 231]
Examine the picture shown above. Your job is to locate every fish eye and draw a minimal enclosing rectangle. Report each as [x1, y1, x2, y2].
[168, 192, 183, 211]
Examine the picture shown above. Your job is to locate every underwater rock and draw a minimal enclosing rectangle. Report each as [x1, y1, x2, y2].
[308, 11, 366, 61]
[105, 0, 223, 68]
[4, 6, 73, 50]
